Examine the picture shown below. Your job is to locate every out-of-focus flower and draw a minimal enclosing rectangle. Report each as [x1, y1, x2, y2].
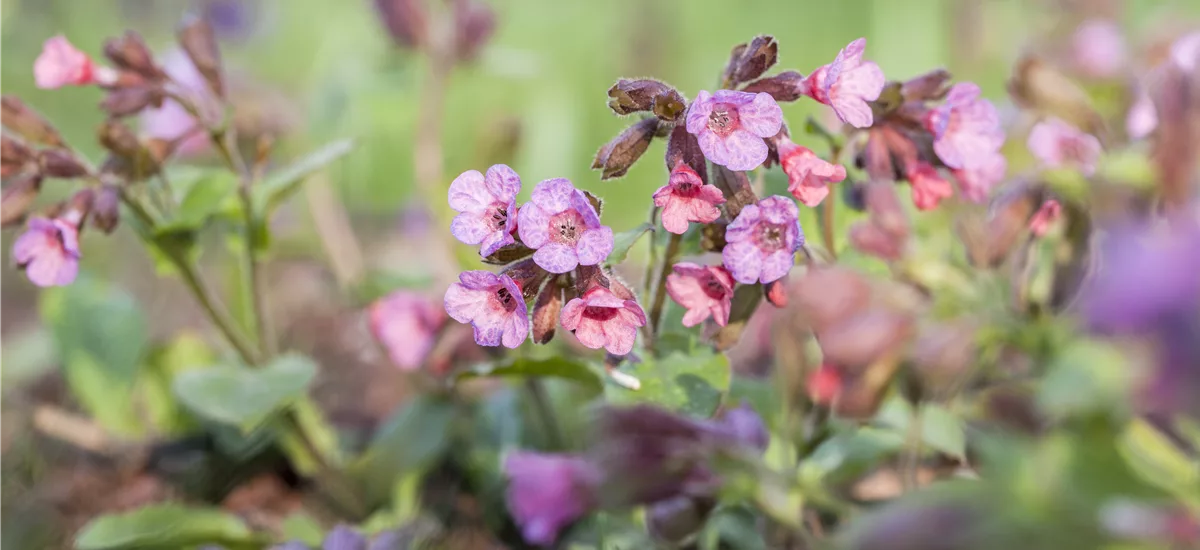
[518, 178, 613, 273]
[906, 162, 954, 211]
[712, 403, 769, 451]
[373, 0, 427, 50]
[849, 183, 909, 261]
[503, 452, 601, 546]
[444, 271, 529, 348]
[321, 525, 367, 550]
[140, 50, 213, 156]
[654, 161, 725, 234]
[924, 83, 1005, 171]
[807, 363, 844, 405]
[666, 262, 734, 327]
[1070, 19, 1127, 78]
[722, 196, 803, 284]
[1027, 117, 1102, 175]
[950, 152, 1006, 203]
[777, 136, 846, 207]
[560, 286, 646, 355]
[452, 0, 495, 63]
[685, 90, 782, 171]
[800, 38, 886, 128]
[448, 164, 520, 256]
[13, 216, 82, 287]
[1170, 31, 1200, 71]
[1126, 88, 1159, 140]
[34, 36, 116, 89]
[1, 173, 42, 227]
[1028, 200, 1062, 237]
[369, 291, 445, 369]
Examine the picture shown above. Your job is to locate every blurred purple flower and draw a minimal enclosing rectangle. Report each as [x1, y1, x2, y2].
[517, 178, 612, 273]
[1170, 31, 1200, 71]
[951, 151, 1006, 203]
[711, 403, 769, 452]
[778, 136, 846, 207]
[653, 161, 725, 234]
[369, 291, 445, 369]
[448, 164, 521, 256]
[923, 83, 1005, 171]
[140, 49, 212, 156]
[444, 271, 529, 348]
[685, 90, 782, 171]
[801, 38, 886, 128]
[1070, 19, 1127, 78]
[503, 452, 601, 546]
[13, 216, 81, 287]
[1027, 117, 1102, 175]
[1126, 88, 1159, 140]
[666, 263, 734, 327]
[560, 286, 646, 355]
[722, 196, 802, 284]
[200, 0, 260, 40]
[322, 525, 367, 550]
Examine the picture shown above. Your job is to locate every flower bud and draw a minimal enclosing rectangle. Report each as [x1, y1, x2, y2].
[178, 15, 226, 98]
[1007, 55, 1101, 135]
[373, 0, 427, 50]
[592, 117, 658, 180]
[1, 135, 35, 178]
[1, 173, 42, 227]
[103, 31, 164, 80]
[819, 309, 913, 368]
[452, 0, 495, 63]
[764, 277, 789, 307]
[646, 496, 716, 544]
[741, 70, 805, 102]
[62, 188, 95, 228]
[721, 35, 778, 88]
[532, 280, 563, 344]
[500, 258, 548, 301]
[900, 69, 952, 101]
[100, 86, 164, 117]
[481, 242, 536, 266]
[92, 184, 121, 234]
[98, 119, 142, 159]
[38, 148, 90, 179]
[1, 96, 65, 147]
[792, 266, 871, 332]
[606, 79, 685, 122]
[664, 125, 707, 183]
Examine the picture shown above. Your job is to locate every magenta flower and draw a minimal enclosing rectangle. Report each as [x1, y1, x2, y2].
[907, 162, 954, 211]
[560, 286, 646, 355]
[1027, 117, 1102, 175]
[1029, 200, 1062, 237]
[778, 137, 846, 207]
[517, 178, 613, 273]
[140, 50, 213, 156]
[800, 38, 886, 128]
[666, 263, 734, 327]
[924, 83, 1005, 170]
[685, 90, 782, 171]
[369, 291, 445, 370]
[1070, 20, 1127, 79]
[448, 164, 521, 256]
[503, 452, 600, 546]
[444, 271, 529, 348]
[722, 196, 803, 285]
[951, 152, 1007, 203]
[12, 216, 81, 287]
[33, 36, 114, 89]
[653, 161, 725, 234]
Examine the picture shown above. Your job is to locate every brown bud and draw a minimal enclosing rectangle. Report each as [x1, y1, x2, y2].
[664, 125, 707, 184]
[741, 70, 805, 102]
[1, 173, 42, 227]
[900, 69, 952, 101]
[573, 264, 610, 295]
[38, 148, 90, 179]
[178, 15, 225, 98]
[584, 190, 603, 217]
[63, 188, 96, 227]
[1, 96, 64, 147]
[700, 222, 726, 252]
[499, 258, 548, 301]
[532, 280, 563, 344]
[2, 135, 35, 178]
[592, 117, 657, 180]
[764, 277, 789, 308]
[607, 79, 671, 115]
[103, 31, 164, 80]
[711, 164, 757, 220]
[793, 266, 871, 332]
[607, 273, 636, 301]
[452, 0, 495, 63]
[483, 243, 537, 266]
[98, 119, 143, 159]
[721, 35, 778, 88]
[373, 0, 427, 50]
[100, 86, 163, 117]
[92, 184, 121, 234]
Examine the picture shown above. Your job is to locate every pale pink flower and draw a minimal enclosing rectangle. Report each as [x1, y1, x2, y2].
[560, 286, 646, 355]
[907, 162, 954, 211]
[666, 263, 734, 327]
[444, 271, 529, 348]
[448, 164, 521, 256]
[369, 291, 445, 369]
[1029, 200, 1062, 237]
[801, 38, 886, 128]
[653, 161, 725, 234]
[722, 196, 803, 284]
[517, 178, 613, 273]
[924, 83, 1005, 170]
[140, 50, 213, 156]
[503, 452, 600, 546]
[1070, 20, 1127, 78]
[34, 36, 114, 89]
[1027, 117, 1102, 175]
[685, 90, 782, 171]
[1170, 31, 1200, 71]
[1126, 88, 1159, 140]
[12, 216, 81, 287]
[777, 137, 846, 207]
[951, 152, 1007, 203]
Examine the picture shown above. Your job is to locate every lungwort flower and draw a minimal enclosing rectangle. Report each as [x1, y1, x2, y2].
[369, 291, 445, 369]
[800, 38, 886, 128]
[517, 178, 613, 273]
[722, 196, 803, 284]
[503, 452, 601, 546]
[560, 286, 646, 355]
[666, 263, 734, 327]
[685, 90, 782, 171]
[653, 161, 725, 234]
[448, 164, 521, 256]
[444, 270, 529, 348]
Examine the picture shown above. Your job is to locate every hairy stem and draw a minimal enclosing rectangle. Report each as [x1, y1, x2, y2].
[648, 231, 683, 339]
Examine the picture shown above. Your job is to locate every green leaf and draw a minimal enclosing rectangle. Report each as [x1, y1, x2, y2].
[172, 354, 318, 430]
[74, 504, 259, 550]
[135, 333, 213, 436]
[176, 172, 238, 228]
[280, 513, 325, 547]
[701, 505, 768, 550]
[276, 398, 345, 475]
[351, 394, 457, 507]
[605, 344, 731, 417]
[874, 399, 967, 459]
[800, 427, 905, 485]
[1037, 340, 1134, 420]
[605, 222, 653, 265]
[1118, 418, 1200, 506]
[457, 357, 603, 393]
[253, 139, 355, 215]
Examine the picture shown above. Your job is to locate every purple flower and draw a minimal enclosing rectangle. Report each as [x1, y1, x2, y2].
[560, 286, 646, 355]
[685, 90, 782, 171]
[448, 164, 521, 256]
[1170, 31, 1200, 71]
[444, 270, 529, 348]
[517, 178, 613, 273]
[951, 151, 1007, 203]
[653, 161, 725, 234]
[503, 452, 600, 546]
[1070, 19, 1127, 79]
[801, 38, 886, 128]
[369, 291, 445, 370]
[721, 196, 803, 285]
[13, 216, 81, 287]
[1026, 117, 1102, 175]
[923, 83, 1005, 171]
[1127, 88, 1159, 140]
[140, 49, 214, 156]
[321, 525, 367, 550]
[711, 403, 769, 452]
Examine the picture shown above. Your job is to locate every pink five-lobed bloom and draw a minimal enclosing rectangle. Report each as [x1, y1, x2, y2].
[503, 452, 600, 546]
[777, 137, 847, 207]
[924, 83, 1005, 170]
[722, 196, 803, 285]
[1029, 200, 1062, 237]
[140, 50, 213, 156]
[951, 152, 1007, 203]
[1070, 19, 1127, 79]
[33, 36, 115, 89]
[444, 271, 529, 348]
[800, 38, 886, 129]
[560, 286, 647, 355]
[448, 164, 521, 256]
[685, 90, 782, 171]
[653, 161, 725, 234]
[1027, 117, 1103, 175]
[369, 291, 445, 370]
[12, 216, 81, 287]
[517, 178, 613, 273]
[907, 162, 954, 211]
[666, 263, 734, 327]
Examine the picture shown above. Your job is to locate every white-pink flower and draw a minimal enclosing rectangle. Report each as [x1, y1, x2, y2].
[12, 216, 81, 287]
[777, 137, 846, 207]
[666, 263, 734, 327]
[444, 271, 529, 348]
[369, 291, 445, 369]
[907, 162, 954, 211]
[952, 152, 1007, 203]
[34, 35, 113, 89]
[801, 38, 886, 129]
[1070, 20, 1127, 79]
[924, 83, 1005, 171]
[560, 286, 646, 355]
[685, 90, 783, 171]
[1027, 117, 1102, 175]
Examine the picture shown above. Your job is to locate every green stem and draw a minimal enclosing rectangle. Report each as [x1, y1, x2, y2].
[648, 232, 683, 339]
[525, 378, 565, 450]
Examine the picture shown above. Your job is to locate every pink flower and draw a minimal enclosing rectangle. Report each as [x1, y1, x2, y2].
[1126, 88, 1159, 140]
[653, 161, 725, 234]
[1027, 117, 1102, 175]
[448, 164, 521, 256]
[517, 178, 613, 273]
[951, 152, 1007, 203]
[722, 196, 803, 284]
[503, 452, 600, 546]
[560, 286, 647, 355]
[444, 271, 529, 348]
[778, 137, 846, 207]
[1029, 200, 1062, 237]
[685, 90, 782, 171]
[800, 38, 886, 128]
[12, 216, 81, 287]
[666, 263, 734, 327]
[33, 36, 113, 89]
[907, 162, 954, 211]
[807, 363, 844, 405]
[1170, 31, 1200, 71]
[140, 50, 213, 156]
[369, 291, 445, 369]
[1070, 20, 1127, 78]
[924, 83, 1005, 170]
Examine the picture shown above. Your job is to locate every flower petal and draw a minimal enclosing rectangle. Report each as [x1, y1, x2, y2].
[448, 170, 492, 213]
[722, 240, 764, 284]
[685, 90, 714, 135]
[485, 164, 522, 202]
[720, 130, 769, 171]
[738, 93, 784, 137]
[534, 242, 579, 273]
[518, 203, 551, 248]
[575, 226, 613, 266]
[531, 178, 577, 214]
[759, 250, 795, 284]
[451, 212, 491, 245]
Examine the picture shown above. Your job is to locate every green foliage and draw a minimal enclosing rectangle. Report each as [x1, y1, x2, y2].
[74, 504, 262, 550]
[606, 341, 731, 417]
[351, 395, 458, 506]
[253, 139, 355, 216]
[605, 222, 654, 266]
[458, 356, 604, 394]
[172, 354, 318, 431]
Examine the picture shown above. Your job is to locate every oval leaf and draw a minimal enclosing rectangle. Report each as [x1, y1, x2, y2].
[75, 504, 257, 550]
[172, 353, 317, 430]
[457, 357, 603, 393]
[605, 223, 653, 266]
[606, 345, 731, 417]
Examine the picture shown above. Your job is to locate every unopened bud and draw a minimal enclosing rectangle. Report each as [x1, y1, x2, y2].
[592, 118, 658, 180]
[500, 258, 548, 301]
[98, 119, 142, 159]
[38, 148, 90, 179]
[453, 0, 495, 63]
[664, 125, 707, 183]
[1, 96, 65, 147]
[532, 280, 563, 344]
[100, 86, 163, 117]
[2, 135, 36, 178]
[103, 31, 163, 80]
[807, 363, 844, 405]
[607, 273, 636, 301]
[741, 70, 805, 102]
[373, 0, 427, 50]
[62, 188, 95, 227]
[1, 173, 42, 227]
[92, 184, 121, 234]
[900, 69, 952, 101]
[764, 277, 789, 307]
[178, 15, 226, 98]
[721, 35, 778, 88]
